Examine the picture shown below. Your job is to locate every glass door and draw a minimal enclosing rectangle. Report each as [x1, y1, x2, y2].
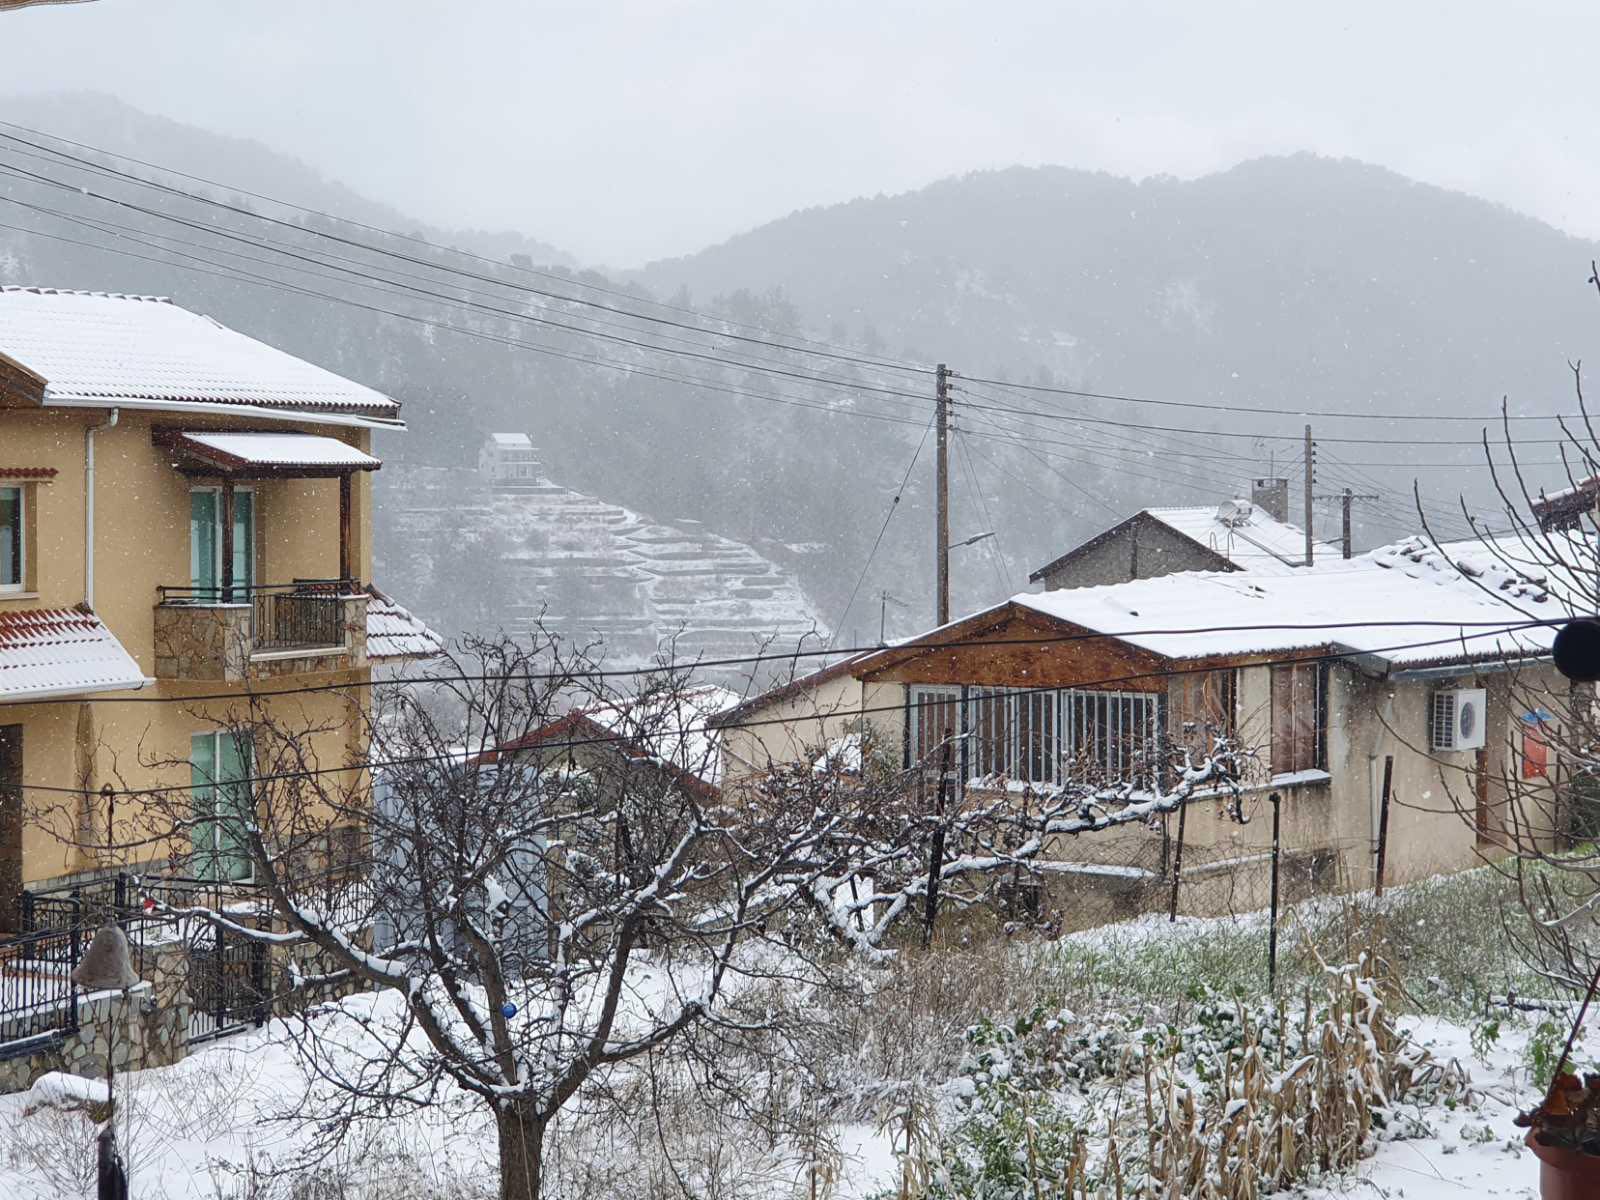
[190, 489, 254, 603]
[190, 730, 255, 882]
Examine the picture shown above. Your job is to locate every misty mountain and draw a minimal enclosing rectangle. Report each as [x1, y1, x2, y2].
[1, 92, 574, 270]
[2, 94, 1596, 651]
[639, 156, 1596, 418]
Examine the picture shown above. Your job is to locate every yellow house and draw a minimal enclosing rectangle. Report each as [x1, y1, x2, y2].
[0, 286, 440, 932]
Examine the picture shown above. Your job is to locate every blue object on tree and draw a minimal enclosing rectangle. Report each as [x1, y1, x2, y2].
[502, 1002, 518, 1019]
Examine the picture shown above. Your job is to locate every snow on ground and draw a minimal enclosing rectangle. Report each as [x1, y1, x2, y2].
[0, 893, 1584, 1199]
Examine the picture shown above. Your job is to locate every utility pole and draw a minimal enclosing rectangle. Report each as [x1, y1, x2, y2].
[935, 363, 951, 626]
[1313, 486, 1380, 559]
[1303, 424, 1315, 566]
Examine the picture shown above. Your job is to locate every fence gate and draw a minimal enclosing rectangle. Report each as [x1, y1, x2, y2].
[185, 922, 269, 1045]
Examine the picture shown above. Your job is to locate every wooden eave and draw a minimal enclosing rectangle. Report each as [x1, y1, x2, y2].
[0, 350, 47, 408]
[151, 426, 379, 479]
[1028, 510, 1236, 582]
[852, 600, 1178, 690]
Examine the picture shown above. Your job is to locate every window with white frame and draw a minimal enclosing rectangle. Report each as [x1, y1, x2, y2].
[910, 684, 1161, 788]
[0, 486, 23, 593]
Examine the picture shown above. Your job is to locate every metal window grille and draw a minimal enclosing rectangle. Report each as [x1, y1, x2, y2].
[956, 686, 1159, 787]
[907, 686, 962, 771]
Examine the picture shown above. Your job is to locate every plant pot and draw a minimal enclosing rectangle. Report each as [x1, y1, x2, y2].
[1526, 1130, 1600, 1199]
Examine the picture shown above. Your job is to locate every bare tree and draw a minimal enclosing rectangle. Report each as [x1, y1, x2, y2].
[122, 632, 853, 1200]
[751, 723, 1254, 957]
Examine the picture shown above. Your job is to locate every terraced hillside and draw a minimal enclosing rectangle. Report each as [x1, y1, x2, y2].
[381, 463, 828, 687]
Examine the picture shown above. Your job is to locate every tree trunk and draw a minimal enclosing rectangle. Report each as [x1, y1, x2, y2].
[496, 1101, 545, 1200]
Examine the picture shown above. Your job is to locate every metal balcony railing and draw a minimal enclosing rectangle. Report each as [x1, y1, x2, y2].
[158, 579, 359, 654]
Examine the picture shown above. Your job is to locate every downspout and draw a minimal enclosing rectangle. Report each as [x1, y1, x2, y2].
[84, 408, 119, 611]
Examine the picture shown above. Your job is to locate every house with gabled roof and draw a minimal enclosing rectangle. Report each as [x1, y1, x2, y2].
[718, 536, 1569, 921]
[0, 286, 441, 945]
[1030, 486, 1344, 590]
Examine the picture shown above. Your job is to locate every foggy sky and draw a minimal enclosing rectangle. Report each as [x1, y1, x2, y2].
[2, 1, 1595, 268]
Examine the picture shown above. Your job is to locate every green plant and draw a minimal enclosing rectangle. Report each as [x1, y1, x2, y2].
[1528, 1015, 1568, 1087]
[1470, 1015, 1502, 1060]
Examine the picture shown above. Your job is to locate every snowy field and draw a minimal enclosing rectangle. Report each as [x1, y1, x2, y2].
[0, 870, 1580, 1199]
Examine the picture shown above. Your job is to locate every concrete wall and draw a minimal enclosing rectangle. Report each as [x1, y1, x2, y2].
[1036, 518, 1228, 590]
[720, 673, 905, 791]
[1, 407, 376, 888]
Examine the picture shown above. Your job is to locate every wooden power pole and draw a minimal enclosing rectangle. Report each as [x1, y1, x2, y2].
[1314, 485, 1381, 559]
[1301, 424, 1316, 566]
[936, 363, 951, 626]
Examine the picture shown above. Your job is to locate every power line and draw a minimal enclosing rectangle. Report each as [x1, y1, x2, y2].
[8, 622, 1559, 800]
[953, 424, 1013, 595]
[0, 126, 933, 378]
[958, 372, 1572, 423]
[829, 418, 935, 647]
[0, 158, 939, 410]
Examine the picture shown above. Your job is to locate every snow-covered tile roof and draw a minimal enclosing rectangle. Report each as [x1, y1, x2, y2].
[0, 288, 401, 420]
[365, 587, 445, 661]
[0, 608, 146, 701]
[489, 684, 739, 789]
[174, 432, 381, 471]
[1142, 503, 1342, 576]
[1014, 538, 1557, 667]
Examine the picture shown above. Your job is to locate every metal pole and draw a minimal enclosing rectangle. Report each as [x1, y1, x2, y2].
[1342, 488, 1353, 560]
[1167, 798, 1187, 923]
[1303, 426, 1314, 566]
[935, 364, 951, 627]
[1374, 755, 1394, 897]
[921, 730, 952, 948]
[1268, 791, 1282, 991]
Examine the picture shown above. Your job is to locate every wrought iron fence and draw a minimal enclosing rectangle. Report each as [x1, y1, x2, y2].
[0, 925, 81, 1049]
[186, 918, 271, 1045]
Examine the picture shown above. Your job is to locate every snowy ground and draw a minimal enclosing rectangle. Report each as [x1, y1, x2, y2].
[0, 887, 1580, 1199]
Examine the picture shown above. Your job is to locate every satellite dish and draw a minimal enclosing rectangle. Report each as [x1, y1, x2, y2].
[1553, 617, 1600, 683]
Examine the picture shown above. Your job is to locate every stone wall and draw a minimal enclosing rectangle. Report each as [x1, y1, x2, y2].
[0, 980, 187, 1095]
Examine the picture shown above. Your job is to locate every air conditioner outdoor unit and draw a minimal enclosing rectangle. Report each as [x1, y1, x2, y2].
[1431, 688, 1487, 752]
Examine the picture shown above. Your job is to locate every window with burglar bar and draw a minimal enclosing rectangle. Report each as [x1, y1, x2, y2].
[907, 685, 1161, 788]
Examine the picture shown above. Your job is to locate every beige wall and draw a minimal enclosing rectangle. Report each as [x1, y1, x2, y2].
[1, 406, 376, 888]
[720, 674, 906, 789]
[719, 650, 1569, 912]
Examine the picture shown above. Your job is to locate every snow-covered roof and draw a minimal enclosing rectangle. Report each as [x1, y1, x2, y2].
[171, 431, 381, 472]
[490, 432, 533, 448]
[0, 288, 402, 423]
[365, 587, 445, 661]
[1141, 504, 1343, 576]
[1030, 500, 1343, 583]
[490, 684, 739, 789]
[0, 608, 146, 702]
[1012, 537, 1556, 668]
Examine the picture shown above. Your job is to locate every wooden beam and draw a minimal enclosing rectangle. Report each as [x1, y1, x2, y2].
[220, 479, 236, 602]
[339, 472, 353, 585]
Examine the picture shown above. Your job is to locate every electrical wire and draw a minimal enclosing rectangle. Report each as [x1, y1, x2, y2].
[827, 418, 934, 647]
[6, 622, 1561, 800]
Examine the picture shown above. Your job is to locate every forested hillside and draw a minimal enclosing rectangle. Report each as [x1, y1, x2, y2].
[2, 94, 1595, 644]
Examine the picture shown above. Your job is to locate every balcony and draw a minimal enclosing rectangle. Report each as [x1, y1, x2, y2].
[155, 579, 368, 682]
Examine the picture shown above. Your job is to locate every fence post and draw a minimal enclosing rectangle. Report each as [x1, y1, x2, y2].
[921, 731, 953, 949]
[68, 923, 81, 1034]
[251, 937, 270, 1028]
[1267, 792, 1282, 993]
[1374, 755, 1394, 898]
[19, 890, 33, 934]
[1167, 798, 1188, 923]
